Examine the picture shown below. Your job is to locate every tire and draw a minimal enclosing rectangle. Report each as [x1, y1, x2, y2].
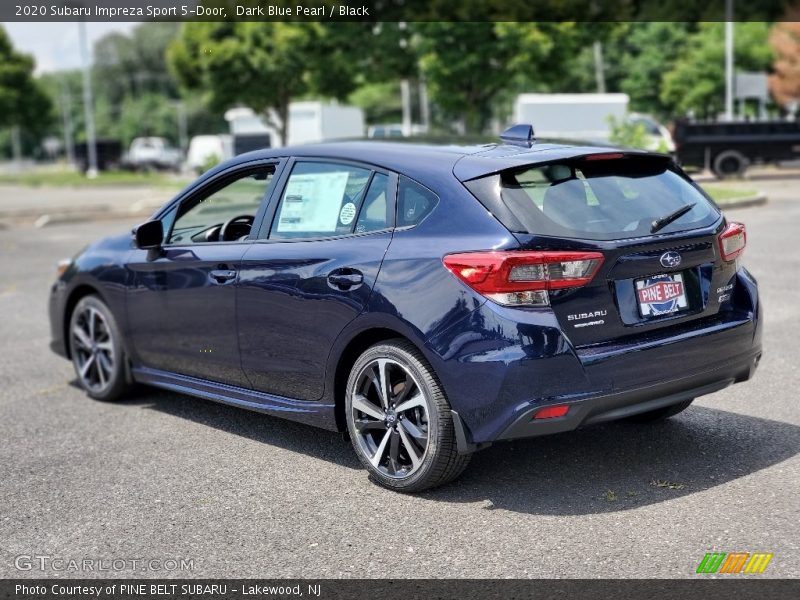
[345, 339, 470, 492]
[626, 399, 693, 423]
[712, 150, 747, 179]
[68, 295, 131, 402]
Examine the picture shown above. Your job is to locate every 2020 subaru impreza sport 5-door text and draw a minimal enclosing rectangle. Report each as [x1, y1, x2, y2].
[49, 130, 762, 492]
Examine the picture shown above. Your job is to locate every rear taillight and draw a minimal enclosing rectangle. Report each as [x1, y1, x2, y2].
[442, 251, 604, 307]
[718, 222, 746, 262]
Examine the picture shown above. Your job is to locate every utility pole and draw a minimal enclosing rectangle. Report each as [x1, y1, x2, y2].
[78, 20, 98, 177]
[11, 126, 22, 165]
[60, 77, 75, 166]
[593, 41, 606, 94]
[175, 100, 188, 152]
[418, 78, 430, 134]
[725, 0, 735, 120]
[400, 79, 412, 137]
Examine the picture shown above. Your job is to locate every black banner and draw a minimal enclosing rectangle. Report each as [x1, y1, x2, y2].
[2, 579, 800, 600]
[2, 0, 796, 23]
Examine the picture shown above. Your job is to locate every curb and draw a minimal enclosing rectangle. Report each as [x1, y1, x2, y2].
[32, 210, 151, 228]
[716, 193, 768, 210]
[0, 200, 162, 228]
[690, 173, 715, 183]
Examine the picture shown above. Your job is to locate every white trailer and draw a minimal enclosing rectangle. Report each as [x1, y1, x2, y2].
[513, 93, 629, 143]
[287, 101, 365, 146]
[225, 103, 365, 148]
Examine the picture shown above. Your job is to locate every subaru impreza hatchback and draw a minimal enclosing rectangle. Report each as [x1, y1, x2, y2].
[49, 126, 761, 491]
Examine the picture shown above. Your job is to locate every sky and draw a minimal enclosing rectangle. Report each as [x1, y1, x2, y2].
[4, 22, 138, 73]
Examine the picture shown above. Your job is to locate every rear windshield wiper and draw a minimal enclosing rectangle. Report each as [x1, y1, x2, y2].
[650, 203, 696, 234]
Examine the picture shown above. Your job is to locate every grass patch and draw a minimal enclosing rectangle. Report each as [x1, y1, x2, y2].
[603, 490, 618, 502]
[702, 184, 760, 204]
[650, 479, 686, 490]
[0, 169, 190, 190]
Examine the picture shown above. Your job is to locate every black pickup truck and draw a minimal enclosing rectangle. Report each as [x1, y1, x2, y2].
[673, 119, 800, 178]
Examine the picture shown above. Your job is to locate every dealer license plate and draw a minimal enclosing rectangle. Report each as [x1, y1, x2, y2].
[635, 273, 688, 317]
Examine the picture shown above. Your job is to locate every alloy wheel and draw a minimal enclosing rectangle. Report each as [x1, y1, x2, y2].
[71, 306, 115, 393]
[350, 358, 431, 479]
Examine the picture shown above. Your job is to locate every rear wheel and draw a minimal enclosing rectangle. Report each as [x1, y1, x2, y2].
[712, 150, 747, 179]
[626, 399, 693, 423]
[345, 340, 470, 492]
[69, 295, 131, 402]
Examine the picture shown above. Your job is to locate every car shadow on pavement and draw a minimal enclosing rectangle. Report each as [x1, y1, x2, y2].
[107, 384, 798, 513]
[110, 385, 362, 470]
[421, 406, 800, 514]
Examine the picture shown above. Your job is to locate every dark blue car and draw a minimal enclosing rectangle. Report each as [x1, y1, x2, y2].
[49, 127, 762, 491]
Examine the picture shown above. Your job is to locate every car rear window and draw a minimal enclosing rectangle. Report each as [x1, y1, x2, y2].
[463, 155, 720, 241]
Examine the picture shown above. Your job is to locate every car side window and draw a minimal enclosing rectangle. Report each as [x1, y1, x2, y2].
[270, 162, 372, 240]
[355, 173, 392, 233]
[159, 204, 178, 244]
[397, 176, 439, 227]
[167, 168, 273, 245]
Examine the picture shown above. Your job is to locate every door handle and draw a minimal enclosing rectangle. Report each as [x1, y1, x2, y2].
[327, 269, 363, 290]
[209, 269, 237, 284]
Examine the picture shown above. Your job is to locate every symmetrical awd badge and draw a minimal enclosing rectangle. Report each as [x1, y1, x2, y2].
[660, 251, 682, 268]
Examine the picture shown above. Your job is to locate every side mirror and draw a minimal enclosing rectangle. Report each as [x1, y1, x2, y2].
[133, 220, 164, 250]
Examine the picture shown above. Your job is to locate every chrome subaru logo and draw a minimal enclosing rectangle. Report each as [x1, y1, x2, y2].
[660, 251, 682, 268]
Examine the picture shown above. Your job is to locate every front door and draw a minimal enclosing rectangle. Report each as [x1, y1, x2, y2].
[127, 165, 277, 386]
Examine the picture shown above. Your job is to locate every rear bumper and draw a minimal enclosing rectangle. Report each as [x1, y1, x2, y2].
[496, 348, 760, 440]
[427, 269, 762, 446]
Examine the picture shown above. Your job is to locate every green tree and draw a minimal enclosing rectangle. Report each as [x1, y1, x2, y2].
[661, 22, 773, 118]
[0, 26, 52, 142]
[413, 22, 578, 134]
[39, 24, 226, 152]
[538, 23, 631, 95]
[93, 23, 180, 107]
[38, 70, 83, 142]
[618, 22, 691, 118]
[168, 22, 362, 144]
[348, 82, 403, 125]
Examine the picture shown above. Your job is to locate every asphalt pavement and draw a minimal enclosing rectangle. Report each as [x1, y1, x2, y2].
[0, 177, 797, 579]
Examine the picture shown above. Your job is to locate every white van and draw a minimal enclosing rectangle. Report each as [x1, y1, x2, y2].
[186, 135, 234, 173]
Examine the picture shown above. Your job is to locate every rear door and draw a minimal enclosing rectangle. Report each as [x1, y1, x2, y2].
[236, 158, 397, 401]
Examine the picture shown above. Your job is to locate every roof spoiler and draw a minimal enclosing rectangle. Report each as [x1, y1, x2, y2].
[500, 124, 535, 147]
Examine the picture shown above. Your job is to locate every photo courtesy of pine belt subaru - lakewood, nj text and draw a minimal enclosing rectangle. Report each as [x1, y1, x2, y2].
[49, 124, 762, 492]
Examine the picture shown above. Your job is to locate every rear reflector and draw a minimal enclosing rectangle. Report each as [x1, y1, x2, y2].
[718, 222, 746, 261]
[443, 251, 604, 306]
[533, 405, 570, 419]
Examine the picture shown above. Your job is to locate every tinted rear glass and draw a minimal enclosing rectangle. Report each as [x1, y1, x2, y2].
[465, 156, 720, 241]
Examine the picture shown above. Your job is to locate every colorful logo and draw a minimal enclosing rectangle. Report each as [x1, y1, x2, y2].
[696, 552, 773, 574]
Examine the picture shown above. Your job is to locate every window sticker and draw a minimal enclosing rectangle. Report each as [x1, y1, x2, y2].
[339, 202, 357, 225]
[276, 171, 349, 233]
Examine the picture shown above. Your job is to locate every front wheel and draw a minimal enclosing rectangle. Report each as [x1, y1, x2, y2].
[69, 295, 131, 402]
[345, 340, 470, 492]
